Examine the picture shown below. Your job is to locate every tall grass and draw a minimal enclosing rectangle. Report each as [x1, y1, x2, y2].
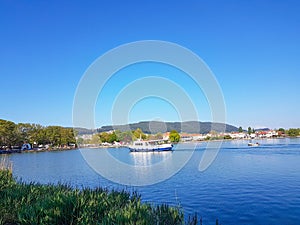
[0, 156, 12, 172]
[0, 157, 216, 225]
[0, 167, 203, 224]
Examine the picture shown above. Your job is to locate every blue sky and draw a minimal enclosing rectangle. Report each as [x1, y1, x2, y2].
[1, 0, 299, 129]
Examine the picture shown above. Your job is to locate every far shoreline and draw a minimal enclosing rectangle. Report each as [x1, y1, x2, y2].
[2, 136, 299, 156]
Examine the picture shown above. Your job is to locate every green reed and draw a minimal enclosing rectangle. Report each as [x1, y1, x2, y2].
[0, 164, 205, 225]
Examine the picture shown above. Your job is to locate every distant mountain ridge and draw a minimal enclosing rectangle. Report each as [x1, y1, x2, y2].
[95, 121, 239, 134]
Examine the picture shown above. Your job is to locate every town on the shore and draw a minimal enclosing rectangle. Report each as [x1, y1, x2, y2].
[1, 118, 300, 153]
[78, 127, 298, 148]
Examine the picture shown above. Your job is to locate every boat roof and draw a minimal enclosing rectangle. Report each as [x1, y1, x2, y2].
[134, 139, 165, 143]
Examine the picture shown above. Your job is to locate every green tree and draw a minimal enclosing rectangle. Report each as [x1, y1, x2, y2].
[287, 128, 300, 137]
[30, 124, 45, 145]
[99, 132, 109, 143]
[169, 130, 180, 143]
[14, 123, 32, 144]
[0, 119, 16, 148]
[133, 128, 147, 140]
[108, 132, 118, 143]
[238, 126, 243, 133]
[90, 134, 101, 144]
[62, 128, 76, 145]
[114, 130, 122, 141]
[248, 127, 252, 135]
[0, 119, 75, 149]
[76, 137, 84, 145]
[118, 131, 134, 143]
[45, 126, 62, 146]
[278, 128, 285, 133]
[59, 127, 69, 145]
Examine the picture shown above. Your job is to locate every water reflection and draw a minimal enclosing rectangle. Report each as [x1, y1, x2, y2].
[4, 138, 300, 224]
[80, 145, 195, 186]
[129, 151, 172, 167]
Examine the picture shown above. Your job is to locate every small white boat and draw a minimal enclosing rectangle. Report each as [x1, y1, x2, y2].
[128, 139, 173, 152]
[248, 142, 260, 147]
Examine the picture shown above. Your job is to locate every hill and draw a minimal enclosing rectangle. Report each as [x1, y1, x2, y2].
[96, 121, 239, 134]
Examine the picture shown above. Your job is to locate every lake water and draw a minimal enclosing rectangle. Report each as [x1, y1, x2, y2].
[3, 138, 300, 224]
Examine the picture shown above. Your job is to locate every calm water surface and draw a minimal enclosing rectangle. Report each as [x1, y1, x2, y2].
[3, 138, 300, 224]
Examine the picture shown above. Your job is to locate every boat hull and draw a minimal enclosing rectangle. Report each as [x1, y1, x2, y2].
[248, 143, 259, 147]
[129, 145, 173, 152]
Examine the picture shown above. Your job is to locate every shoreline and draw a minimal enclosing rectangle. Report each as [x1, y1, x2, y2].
[0, 136, 300, 155]
[1, 136, 298, 155]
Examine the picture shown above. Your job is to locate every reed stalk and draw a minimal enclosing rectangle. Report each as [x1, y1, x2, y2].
[0, 156, 12, 172]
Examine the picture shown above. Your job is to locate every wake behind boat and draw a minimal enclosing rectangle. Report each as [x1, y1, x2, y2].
[128, 139, 173, 152]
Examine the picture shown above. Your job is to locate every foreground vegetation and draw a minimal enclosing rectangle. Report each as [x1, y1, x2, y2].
[0, 162, 205, 225]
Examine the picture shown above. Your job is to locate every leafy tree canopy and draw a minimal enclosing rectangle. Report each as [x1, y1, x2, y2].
[0, 119, 76, 149]
[238, 126, 243, 133]
[169, 130, 180, 143]
[287, 128, 300, 137]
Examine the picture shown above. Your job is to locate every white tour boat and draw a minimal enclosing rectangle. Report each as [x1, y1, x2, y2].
[128, 139, 173, 152]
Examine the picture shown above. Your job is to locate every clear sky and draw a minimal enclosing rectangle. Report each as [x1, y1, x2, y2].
[1, 0, 300, 129]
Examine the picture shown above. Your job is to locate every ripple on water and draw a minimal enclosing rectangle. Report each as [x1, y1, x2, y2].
[3, 139, 300, 224]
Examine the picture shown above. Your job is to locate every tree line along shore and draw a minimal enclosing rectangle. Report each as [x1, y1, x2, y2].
[0, 119, 181, 152]
[77, 127, 299, 148]
[0, 119, 76, 152]
[1, 118, 300, 153]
